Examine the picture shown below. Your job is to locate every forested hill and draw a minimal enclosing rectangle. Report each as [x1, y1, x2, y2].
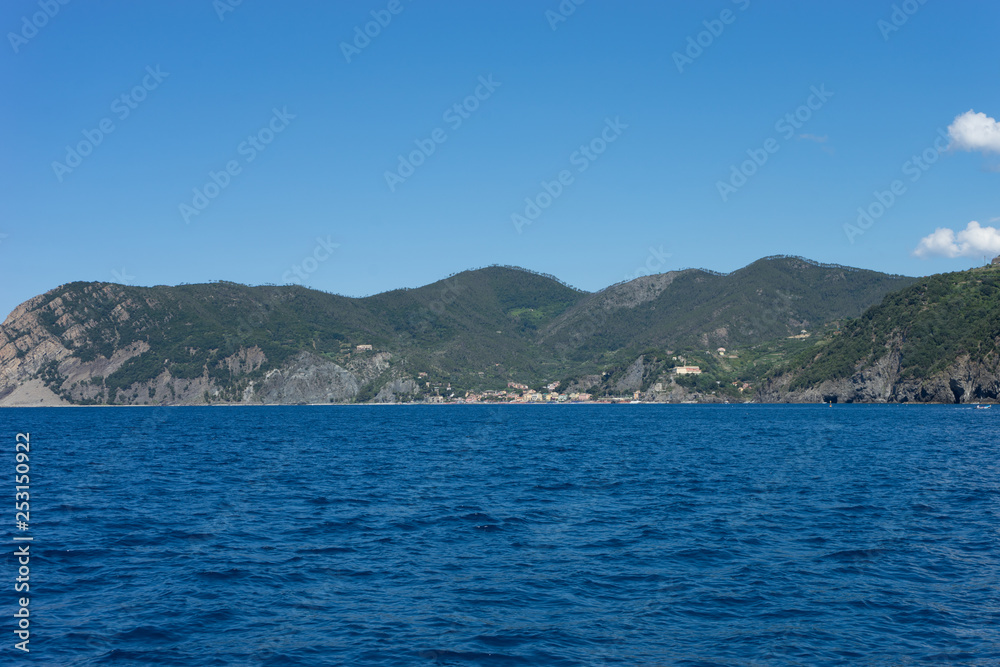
[0, 257, 916, 405]
[760, 265, 1000, 403]
[539, 255, 916, 358]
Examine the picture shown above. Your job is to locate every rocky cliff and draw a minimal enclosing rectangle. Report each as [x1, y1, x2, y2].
[0, 283, 403, 406]
[758, 349, 1000, 404]
[756, 266, 1000, 404]
[0, 259, 935, 406]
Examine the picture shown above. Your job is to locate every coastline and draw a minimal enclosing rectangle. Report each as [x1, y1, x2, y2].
[1, 400, 977, 408]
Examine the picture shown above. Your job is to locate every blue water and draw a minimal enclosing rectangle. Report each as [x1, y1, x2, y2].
[5, 405, 1000, 665]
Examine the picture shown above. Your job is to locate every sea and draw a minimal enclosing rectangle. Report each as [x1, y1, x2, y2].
[5, 404, 999, 665]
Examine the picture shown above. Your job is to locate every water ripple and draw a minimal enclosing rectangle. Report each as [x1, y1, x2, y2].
[13, 404, 1000, 665]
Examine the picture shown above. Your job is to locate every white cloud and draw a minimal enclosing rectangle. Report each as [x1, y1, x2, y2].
[914, 221, 1000, 259]
[948, 110, 1000, 153]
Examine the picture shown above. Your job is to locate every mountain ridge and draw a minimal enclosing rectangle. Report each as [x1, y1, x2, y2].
[758, 265, 1000, 404]
[0, 256, 919, 406]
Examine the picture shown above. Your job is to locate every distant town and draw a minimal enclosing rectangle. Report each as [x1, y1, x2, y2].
[351, 343, 755, 404]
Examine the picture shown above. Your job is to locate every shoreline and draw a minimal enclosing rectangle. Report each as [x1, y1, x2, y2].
[0, 401, 980, 408]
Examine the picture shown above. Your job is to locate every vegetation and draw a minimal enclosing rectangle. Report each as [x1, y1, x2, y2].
[11, 258, 929, 403]
[775, 266, 1000, 389]
[542, 256, 915, 363]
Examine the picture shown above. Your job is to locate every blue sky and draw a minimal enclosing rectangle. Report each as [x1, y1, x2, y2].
[2, 0, 999, 319]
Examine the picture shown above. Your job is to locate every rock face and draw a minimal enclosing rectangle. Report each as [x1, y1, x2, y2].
[758, 352, 1000, 404]
[0, 293, 130, 404]
[254, 352, 362, 404]
[754, 266, 1000, 405]
[374, 378, 419, 403]
[0, 284, 399, 406]
[0, 263, 984, 406]
[613, 356, 647, 393]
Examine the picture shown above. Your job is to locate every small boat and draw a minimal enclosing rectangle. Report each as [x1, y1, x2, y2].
[975, 404, 991, 410]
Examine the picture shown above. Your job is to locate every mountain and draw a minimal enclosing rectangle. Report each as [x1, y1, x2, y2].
[759, 265, 1000, 403]
[0, 257, 916, 406]
[539, 256, 916, 361]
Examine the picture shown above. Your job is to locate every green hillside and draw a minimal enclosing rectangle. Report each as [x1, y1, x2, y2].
[776, 265, 1000, 391]
[26, 267, 589, 398]
[8, 258, 922, 403]
[363, 266, 587, 379]
[541, 256, 916, 363]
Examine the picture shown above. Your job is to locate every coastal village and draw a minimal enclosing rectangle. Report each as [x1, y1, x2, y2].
[349, 343, 755, 404]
